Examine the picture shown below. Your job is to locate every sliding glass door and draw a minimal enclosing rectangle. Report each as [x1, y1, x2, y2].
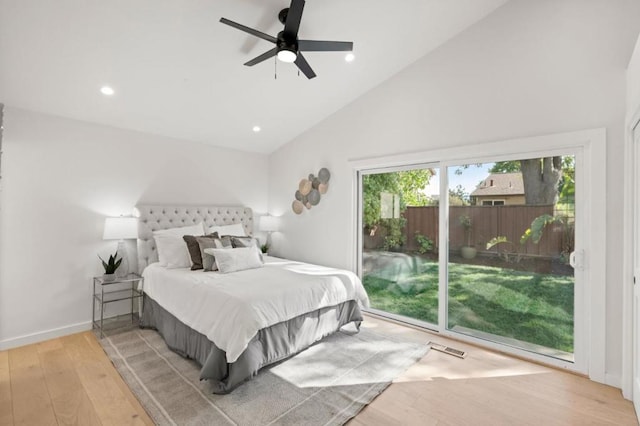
[360, 166, 440, 327]
[358, 152, 580, 364]
[446, 157, 576, 360]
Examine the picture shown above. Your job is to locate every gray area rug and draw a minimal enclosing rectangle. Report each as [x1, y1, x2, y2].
[100, 326, 429, 426]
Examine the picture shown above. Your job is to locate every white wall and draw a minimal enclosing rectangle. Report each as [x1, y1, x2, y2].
[0, 108, 268, 348]
[269, 0, 640, 385]
[628, 35, 640, 118]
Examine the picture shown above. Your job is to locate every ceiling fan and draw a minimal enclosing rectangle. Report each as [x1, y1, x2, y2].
[219, 0, 353, 79]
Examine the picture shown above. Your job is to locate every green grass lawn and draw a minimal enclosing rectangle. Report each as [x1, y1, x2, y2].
[363, 260, 574, 353]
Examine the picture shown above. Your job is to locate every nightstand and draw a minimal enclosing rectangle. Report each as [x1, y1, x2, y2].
[92, 273, 144, 338]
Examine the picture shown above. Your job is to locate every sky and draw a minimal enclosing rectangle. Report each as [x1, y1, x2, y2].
[423, 163, 494, 197]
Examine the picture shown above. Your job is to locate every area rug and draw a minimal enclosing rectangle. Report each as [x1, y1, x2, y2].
[100, 326, 429, 426]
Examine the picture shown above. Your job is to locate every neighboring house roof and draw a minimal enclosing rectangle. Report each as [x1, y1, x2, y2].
[471, 172, 524, 197]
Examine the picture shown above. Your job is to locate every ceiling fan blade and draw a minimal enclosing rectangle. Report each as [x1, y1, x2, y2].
[298, 40, 353, 52]
[294, 53, 316, 79]
[283, 0, 305, 39]
[219, 18, 277, 44]
[244, 47, 278, 66]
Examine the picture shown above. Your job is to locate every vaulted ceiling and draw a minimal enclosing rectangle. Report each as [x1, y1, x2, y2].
[0, 0, 509, 153]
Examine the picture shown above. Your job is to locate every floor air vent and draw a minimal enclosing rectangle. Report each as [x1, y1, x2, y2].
[428, 342, 467, 358]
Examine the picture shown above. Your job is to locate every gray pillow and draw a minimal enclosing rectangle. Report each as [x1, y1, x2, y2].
[231, 236, 260, 249]
[231, 236, 263, 262]
[197, 236, 232, 271]
[183, 233, 217, 270]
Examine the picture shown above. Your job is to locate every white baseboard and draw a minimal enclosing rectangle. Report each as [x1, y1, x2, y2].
[0, 320, 93, 351]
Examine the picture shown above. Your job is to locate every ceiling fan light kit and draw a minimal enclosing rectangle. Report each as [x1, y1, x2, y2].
[220, 0, 353, 79]
[277, 48, 297, 63]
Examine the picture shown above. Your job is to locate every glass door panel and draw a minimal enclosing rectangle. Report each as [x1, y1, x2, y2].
[446, 156, 576, 360]
[361, 167, 440, 325]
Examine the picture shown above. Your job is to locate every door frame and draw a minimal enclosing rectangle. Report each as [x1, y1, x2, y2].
[351, 128, 606, 382]
[622, 106, 640, 407]
[622, 108, 640, 400]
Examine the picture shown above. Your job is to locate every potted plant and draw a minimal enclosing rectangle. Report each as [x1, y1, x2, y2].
[99, 251, 122, 282]
[260, 243, 269, 255]
[459, 215, 477, 259]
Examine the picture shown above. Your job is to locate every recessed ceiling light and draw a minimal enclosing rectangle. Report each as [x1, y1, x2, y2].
[345, 53, 355, 63]
[253, 126, 261, 133]
[100, 86, 115, 96]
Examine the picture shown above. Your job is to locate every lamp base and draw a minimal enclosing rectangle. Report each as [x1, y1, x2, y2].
[116, 240, 130, 278]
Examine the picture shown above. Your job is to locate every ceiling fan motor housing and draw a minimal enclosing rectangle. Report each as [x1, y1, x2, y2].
[277, 31, 298, 55]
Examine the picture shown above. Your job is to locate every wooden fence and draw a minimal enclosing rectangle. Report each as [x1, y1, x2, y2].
[403, 205, 566, 258]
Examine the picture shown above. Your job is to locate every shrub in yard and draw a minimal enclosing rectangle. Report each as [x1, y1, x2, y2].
[414, 232, 434, 254]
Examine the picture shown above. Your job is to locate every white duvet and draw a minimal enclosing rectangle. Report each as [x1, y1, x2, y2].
[142, 256, 370, 363]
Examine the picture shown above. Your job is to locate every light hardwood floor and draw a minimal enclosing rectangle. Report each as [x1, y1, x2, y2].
[1, 315, 637, 425]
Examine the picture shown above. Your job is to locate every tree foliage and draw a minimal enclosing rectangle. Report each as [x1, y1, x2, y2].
[362, 169, 434, 229]
[362, 169, 434, 249]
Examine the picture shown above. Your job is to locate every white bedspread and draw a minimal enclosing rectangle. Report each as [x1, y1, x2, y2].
[142, 256, 370, 363]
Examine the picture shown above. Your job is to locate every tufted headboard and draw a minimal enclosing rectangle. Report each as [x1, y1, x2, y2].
[135, 205, 253, 273]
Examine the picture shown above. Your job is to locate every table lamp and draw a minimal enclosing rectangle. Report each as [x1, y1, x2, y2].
[103, 216, 138, 277]
[259, 215, 280, 254]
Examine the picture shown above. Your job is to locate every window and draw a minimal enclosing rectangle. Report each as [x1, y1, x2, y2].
[481, 200, 505, 206]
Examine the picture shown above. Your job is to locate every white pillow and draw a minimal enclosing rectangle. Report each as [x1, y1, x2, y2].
[207, 246, 263, 273]
[154, 234, 191, 268]
[153, 222, 205, 237]
[207, 223, 246, 237]
[153, 222, 204, 268]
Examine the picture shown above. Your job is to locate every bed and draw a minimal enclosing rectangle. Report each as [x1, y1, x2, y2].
[136, 205, 370, 394]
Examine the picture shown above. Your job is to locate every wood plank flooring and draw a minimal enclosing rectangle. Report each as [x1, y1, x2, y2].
[0, 315, 637, 425]
[351, 315, 638, 426]
[1, 331, 152, 426]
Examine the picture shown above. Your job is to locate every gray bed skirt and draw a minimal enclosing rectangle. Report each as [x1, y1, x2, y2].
[140, 294, 363, 394]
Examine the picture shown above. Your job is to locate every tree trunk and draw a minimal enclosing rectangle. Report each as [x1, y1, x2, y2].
[520, 157, 562, 205]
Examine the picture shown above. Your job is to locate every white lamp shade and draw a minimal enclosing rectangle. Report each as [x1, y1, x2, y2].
[259, 215, 280, 232]
[103, 217, 138, 240]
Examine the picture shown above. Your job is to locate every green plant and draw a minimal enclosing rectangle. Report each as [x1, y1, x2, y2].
[459, 214, 473, 246]
[486, 236, 523, 263]
[382, 218, 406, 250]
[486, 213, 571, 263]
[260, 243, 269, 254]
[414, 232, 434, 254]
[99, 251, 122, 274]
[521, 214, 574, 263]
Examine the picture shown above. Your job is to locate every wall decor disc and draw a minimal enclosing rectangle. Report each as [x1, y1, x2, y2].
[299, 179, 312, 195]
[318, 168, 331, 183]
[308, 189, 321, 205]
[292, 200, 304, 214]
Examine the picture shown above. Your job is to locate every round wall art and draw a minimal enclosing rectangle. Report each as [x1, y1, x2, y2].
[292, 168, 330, 214]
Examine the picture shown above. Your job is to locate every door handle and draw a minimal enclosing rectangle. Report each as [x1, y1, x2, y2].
[569, 250, 584, 270]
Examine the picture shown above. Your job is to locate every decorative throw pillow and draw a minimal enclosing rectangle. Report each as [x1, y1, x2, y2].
[207, 245, 264, 274]
[231, 236, 263, 261]
[198, 236, 232, 271]
[154, 234, 192, 269]
[183, 233, 218, 270]
[207, 223, 247, 237]
[230, 236, 260, 249]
